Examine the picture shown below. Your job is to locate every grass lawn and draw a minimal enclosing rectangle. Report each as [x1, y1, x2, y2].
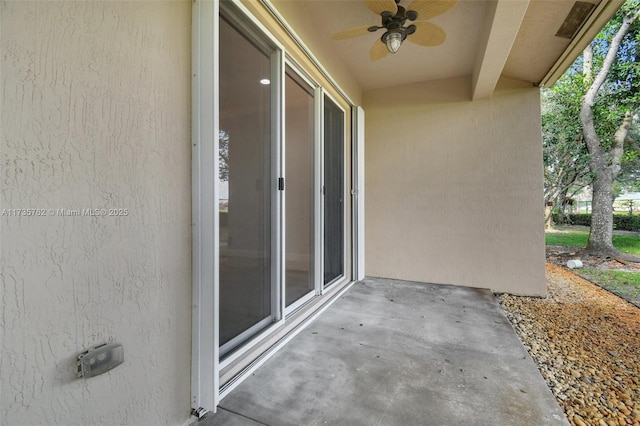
[576, 269, 640, 306]
[545, 228, 640, 255]
[546, 226, 640, 307]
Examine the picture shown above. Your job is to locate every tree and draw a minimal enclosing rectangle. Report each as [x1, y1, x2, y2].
[579, 1, 640, 256]
[219, 129, 230, 182]
[542, 77, 592, 225]
[615, 121, 640, 193]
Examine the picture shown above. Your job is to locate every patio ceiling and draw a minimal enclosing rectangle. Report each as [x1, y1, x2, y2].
[270, 0, 624, 99]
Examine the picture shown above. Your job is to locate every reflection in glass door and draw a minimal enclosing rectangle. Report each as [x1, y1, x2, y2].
[219, 14, 275, 355]
[285, 67, 315, 308]
[323, 96, 345, 286]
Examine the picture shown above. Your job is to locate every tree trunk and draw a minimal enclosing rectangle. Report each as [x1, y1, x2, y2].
[583, 112, 632, 254]
[545, 203, 554, 229]
[584, 111, 633, 254]
[583, 44, 593, 82]
[558, 186, 569, 223]
[587, 170, 616, 254]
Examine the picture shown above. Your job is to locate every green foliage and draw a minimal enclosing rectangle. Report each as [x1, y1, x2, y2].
[613, 181, 625, 199]
[618, 124, 640, 189]
[543, 0, 640, 229]
[581, 269, 640, 288]
[614, 214, 640, 231]
[551, 213, 640, 231]
[545, 229, 640, 254]
[545, 231, 590, 247]
[552, 213, 592, 226]
[577, 269, 640, 302]
[592, 1, 640, 112]
[541, 78, 592, 204]
[613, 233, 640, 253]
[605, 0, 640, 101]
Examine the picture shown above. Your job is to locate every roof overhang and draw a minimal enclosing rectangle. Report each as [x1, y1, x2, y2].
[539, 0, 625, 86]
[266, 0, 625, 100]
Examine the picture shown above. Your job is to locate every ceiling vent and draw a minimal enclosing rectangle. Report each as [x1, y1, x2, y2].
[556, 1, 596, 39]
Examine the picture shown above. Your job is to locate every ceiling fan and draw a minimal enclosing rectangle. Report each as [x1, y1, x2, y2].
[331, 0, 457, 61]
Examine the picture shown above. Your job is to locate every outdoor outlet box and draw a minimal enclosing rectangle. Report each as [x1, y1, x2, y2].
[76, 343, 124, 378]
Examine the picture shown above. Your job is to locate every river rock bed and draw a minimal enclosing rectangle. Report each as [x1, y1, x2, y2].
[497, 263, 640, 426]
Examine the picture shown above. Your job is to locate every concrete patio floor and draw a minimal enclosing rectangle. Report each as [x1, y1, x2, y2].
[197, 277, 569, 426]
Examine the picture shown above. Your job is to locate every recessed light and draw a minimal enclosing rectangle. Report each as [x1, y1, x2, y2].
[260, 79, 270, 85]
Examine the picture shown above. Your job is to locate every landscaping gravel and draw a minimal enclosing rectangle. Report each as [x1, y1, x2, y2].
[546, 245, 640, 308]
[498, 263, 640, 426]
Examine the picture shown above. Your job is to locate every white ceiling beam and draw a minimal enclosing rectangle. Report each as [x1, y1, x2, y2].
[471, 0, 530, 100]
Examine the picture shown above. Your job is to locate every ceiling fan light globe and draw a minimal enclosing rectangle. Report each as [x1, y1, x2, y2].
[385, 31, 403, 53]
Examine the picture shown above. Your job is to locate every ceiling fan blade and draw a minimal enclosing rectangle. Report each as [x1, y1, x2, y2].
[409, 21, 446, 46]
[364, 0, 398, 16]
[332, 24, 376, 40]
[407, 0, 457, 20]
[370, 40, 389, 61]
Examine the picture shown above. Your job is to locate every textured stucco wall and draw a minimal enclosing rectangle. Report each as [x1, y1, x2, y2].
[364, 77, 546, 296]
[1, 1, 193, 425]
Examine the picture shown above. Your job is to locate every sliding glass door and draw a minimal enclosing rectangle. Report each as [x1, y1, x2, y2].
[323, 96, 345, 287]
[192, 2, 360, 408]
[218, 14, 276, 354]
[216, 2, 350, 361]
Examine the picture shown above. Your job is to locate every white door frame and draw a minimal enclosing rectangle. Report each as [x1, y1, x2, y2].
[191, 0, 219, 415]
[352, 106, 365, 281]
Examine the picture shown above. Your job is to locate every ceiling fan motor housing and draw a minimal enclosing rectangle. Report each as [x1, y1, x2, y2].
[380, 5, 418, 44]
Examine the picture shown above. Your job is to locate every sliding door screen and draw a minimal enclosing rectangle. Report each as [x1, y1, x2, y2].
[285, 68, 316, 307]
[323, 96, 345, 286]
[219, 14, 275, 353]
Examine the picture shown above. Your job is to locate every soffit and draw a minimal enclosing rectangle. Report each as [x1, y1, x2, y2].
[287, 0, 488, 92]
[268, 0, 622, 99]
[502, 0, 597, 83]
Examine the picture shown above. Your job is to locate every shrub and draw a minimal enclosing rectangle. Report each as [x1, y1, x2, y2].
[613, 215, 640, 232]
[552, 213, 640, 231]
[552, 213, 591, 226]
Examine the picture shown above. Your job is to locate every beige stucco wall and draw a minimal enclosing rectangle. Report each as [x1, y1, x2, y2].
[364, 76, 546, 296]
[1, 1, 193, 425]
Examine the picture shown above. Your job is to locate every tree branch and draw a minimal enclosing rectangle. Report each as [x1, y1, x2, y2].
[611, 112, 634, 176]
[583, 13, 639, 108]
[583, 44, 593, 84]
[580, 11, 639, 168]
